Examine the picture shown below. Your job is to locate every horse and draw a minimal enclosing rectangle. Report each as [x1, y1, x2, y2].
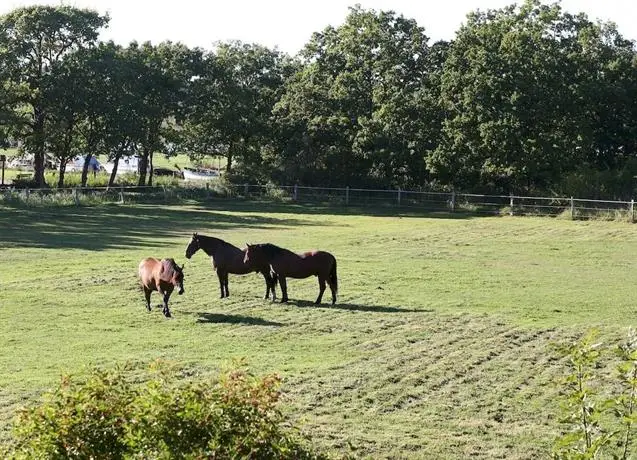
[138, 258, 185, 318]
[184, 233, 276, 299]
[244, 243, 337, 305]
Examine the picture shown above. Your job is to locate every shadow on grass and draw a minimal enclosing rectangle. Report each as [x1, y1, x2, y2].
[0, 194, 483, 251]
[191, 312, 284, 327]
[0, 203, 322, 250]
[281, 299, 427, 313]
[196, 198, 481, 221]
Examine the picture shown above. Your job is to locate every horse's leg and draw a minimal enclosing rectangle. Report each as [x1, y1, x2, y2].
[270, 272, 277, 301]
[316, 277, 326, 305]
[279, 276, 288, 303]
[262, 271, 270, 299]
[328, 279, 337, 305]
[223, 272, 230, 298]
[216, 271, 225, 298]
[162, 292, 172, 318]
[143, 287, 152, 311]
[262, 271, 275, 300]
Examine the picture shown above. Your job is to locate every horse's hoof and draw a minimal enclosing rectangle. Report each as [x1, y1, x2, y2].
[163, 310, 172, 318]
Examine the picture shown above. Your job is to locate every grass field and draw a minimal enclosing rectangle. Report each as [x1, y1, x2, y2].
[2, 199, 637, 458]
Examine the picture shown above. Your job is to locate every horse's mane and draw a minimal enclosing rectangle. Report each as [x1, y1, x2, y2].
[256, 243, 294, 259]
[161, 258, 182, 277]
[195, 234, 238, 254]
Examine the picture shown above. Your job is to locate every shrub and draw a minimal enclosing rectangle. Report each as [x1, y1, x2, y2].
[2, 361, 328, 459]
[552, 329, 637, 459]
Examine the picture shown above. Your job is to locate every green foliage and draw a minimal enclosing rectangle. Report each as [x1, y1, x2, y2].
[2, 361, 326, 459]
[274, 6, 440, 188]
[553, 329, 637, 459]
[2, 2, 637, 194]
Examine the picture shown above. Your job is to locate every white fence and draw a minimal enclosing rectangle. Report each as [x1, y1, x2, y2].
[1, 183, 636, 221]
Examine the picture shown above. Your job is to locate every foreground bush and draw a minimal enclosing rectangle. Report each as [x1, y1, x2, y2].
[553, 329, 637, 459]
[2, 361, 328, 459]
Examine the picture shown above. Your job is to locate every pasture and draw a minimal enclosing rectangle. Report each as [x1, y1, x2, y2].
[1, 200, 637, 458]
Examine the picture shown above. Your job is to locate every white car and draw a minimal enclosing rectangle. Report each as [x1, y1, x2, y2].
[66, 156, 101, 172]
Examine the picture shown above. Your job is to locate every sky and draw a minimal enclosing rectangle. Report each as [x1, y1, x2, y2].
[1, 0, 635, 54]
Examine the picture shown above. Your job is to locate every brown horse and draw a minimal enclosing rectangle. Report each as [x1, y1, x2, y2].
[138, 258, 185, 318]
[185, 233, 276, 299]
[244, 243, 337, 305]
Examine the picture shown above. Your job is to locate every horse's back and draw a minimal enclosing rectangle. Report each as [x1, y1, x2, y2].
[301, 250, 335, 262]
[272, 249, 335, 278]
[139, 257, 161, 283]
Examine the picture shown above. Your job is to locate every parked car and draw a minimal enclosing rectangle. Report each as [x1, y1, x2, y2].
[183, 167, 219, 181]
[154, 167, 184, 179]
[65, 156, 102, 172]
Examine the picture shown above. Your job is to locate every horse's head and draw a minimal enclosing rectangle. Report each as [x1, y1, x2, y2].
[185, 233, 200, 259]
[173, 263, 185, 295]
[244, 243, 260, 265]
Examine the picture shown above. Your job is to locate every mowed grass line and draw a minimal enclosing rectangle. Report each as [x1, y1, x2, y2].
[1, 201, 637, 458]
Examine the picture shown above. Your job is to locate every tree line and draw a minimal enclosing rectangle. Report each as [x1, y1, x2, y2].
[1, 0, 636, 198]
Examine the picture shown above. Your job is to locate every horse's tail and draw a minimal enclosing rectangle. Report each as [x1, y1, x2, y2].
[329, 257, 338, 294]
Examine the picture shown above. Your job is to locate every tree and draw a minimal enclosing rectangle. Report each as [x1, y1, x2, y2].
[125, 41, 201, 186]
[184, 41, 290, 177]
[430, 0, 637, 194]
[42, 51, 86, 188]
[0, 5, 108, 187]
[274, 6, 437, 188]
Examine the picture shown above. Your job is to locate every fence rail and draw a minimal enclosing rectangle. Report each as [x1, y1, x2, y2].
[1, 183, 635, 221]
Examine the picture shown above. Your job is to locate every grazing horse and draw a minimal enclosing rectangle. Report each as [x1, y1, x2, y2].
[244, 243, 337, 305]
[138, 258, 185, 318]
[184, 233, 276, 299]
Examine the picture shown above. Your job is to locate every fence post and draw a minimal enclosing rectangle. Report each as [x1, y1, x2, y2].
[293, 184, 298, 201]
[206, 182, 210, 198]
[345, 186, 350, 206]
[244, 183, 249, 196]
[397, 187, 401, 206]
[509, 193, 514, 216]
[73, 188, 80, 206]
[162, 185, 167, 202]
[570, 197, 574, 220]
[449, 188, 456, 212]
[631, 199, 635, 223]
[119, 185, 124, 204]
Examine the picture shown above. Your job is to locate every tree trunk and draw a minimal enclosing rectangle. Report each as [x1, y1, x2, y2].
[226, 143, 233, 174]
[137, 153, 148, 186]
[108, 154, 121, 188]
[148, 150, 154, 186]
[33, 112, 46, 187]
[81, 153, 94, 187]
[57, 162, 67, 189]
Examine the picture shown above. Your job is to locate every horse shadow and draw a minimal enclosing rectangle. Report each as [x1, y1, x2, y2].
[281, 299, 428, 313]
[187, 311, 284, 327]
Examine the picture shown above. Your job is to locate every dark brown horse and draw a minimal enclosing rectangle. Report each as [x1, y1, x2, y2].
[185, 233, 276, 299]
[244, 243, 337, 305]
[138, 257, 185, 318]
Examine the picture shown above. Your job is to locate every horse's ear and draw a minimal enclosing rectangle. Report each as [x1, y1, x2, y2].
[193, 232, 198, 237]
[246, 242, 251, 248]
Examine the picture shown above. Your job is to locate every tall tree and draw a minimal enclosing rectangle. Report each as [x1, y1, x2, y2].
[184, 41, 290, 176]
[42, 51, 86, 188]
[430, 0, 636, 193]
[126, 41, 200, 186]
[0, 5, 108, 187]
[274, 6, 437, 188]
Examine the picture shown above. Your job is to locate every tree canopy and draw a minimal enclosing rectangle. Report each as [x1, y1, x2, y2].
[1, 0, 636, 198]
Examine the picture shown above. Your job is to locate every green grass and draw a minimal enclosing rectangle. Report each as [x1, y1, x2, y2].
[1, 200, 637, 458]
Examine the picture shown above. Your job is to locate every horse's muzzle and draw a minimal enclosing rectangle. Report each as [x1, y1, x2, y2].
[178, 287, 185, 295]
